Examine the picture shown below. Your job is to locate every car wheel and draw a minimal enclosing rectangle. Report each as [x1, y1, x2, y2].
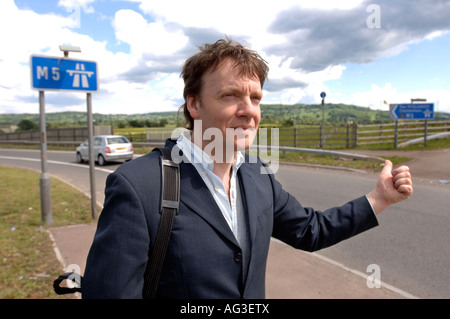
[76, 152, 83, 163]
[98, 154, 106, 166]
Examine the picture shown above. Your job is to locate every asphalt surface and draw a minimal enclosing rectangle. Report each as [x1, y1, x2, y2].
[46, 148, 450, 299]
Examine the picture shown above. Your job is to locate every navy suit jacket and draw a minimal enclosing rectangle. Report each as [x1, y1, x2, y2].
[82, 140, 378, 299]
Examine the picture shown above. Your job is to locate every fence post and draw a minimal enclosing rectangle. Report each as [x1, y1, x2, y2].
[353, 122, 358, 148]
[346, 123, 350, 148]
[379, 124, 383, 142]
[394, 120, 398, 148]
[319, 124, 324, 149]
[294, 127, 297, 147]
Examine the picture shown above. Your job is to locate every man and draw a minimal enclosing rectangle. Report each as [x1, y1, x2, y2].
[82, 39, 413, 299]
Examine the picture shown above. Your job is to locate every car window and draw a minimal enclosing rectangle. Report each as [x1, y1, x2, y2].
[94, 138, 102, 146]
[107, 137, 128, 144]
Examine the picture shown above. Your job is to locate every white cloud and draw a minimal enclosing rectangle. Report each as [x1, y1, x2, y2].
[112, 9, 188, 56]
[350, 83, 398, 110]
[134, 0, 278, 35]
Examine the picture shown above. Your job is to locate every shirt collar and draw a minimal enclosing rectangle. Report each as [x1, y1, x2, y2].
[176, 131, 245, 173]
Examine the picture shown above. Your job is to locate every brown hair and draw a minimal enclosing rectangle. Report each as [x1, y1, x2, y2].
[179, 38, 269, 130]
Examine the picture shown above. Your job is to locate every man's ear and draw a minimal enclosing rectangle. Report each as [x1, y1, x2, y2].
[186, 95, 200, 119]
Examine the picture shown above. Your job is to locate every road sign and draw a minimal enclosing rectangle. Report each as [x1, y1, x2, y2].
[30, 55, 98, 92]
[389, 103, 434, 120]
[320, 92, 326, 99]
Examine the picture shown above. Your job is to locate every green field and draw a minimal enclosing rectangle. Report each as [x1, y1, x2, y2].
[0, 166, 94, 298]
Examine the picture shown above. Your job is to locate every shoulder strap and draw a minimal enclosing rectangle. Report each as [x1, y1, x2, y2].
[143, 147, 180, 299]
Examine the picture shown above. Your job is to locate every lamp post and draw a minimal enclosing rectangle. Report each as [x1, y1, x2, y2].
[59, 45, 97, 219]
[39, 90, 51, 225]
[59, 45, 98, 219]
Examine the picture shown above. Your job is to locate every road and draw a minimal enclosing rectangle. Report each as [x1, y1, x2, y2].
[1, 148, 449, 298]
[0, 148, 114, 207]
[275, 164, 450, 299]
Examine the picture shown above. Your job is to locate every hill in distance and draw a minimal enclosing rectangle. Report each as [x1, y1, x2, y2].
[1, 103, 449, 127]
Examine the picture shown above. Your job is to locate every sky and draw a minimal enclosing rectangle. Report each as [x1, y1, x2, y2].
[1, 0, 450, 115]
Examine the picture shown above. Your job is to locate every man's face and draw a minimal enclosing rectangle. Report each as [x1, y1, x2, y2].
[187, 58, 262, 156]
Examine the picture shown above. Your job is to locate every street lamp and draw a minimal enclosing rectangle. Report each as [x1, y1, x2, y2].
[59, 44, 97, 219]
[59, 45, 81, 57]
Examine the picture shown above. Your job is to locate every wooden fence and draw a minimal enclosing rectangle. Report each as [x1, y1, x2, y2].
[117, 120, 450, 149]
[1, 121, 449, 149]
[356, 120, 450, 147]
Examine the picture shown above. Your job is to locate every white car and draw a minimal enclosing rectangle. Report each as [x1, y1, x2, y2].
[76, 135, 134, 166]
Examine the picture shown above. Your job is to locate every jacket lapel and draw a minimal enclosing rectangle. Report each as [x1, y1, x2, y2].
[179, 161, 239, 246]
[238, 163, 258, 245]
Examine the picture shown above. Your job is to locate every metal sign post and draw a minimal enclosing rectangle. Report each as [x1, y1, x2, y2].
[86, 93, 97, 219]
[39, 91, 52, 225]
[30, 48, 99, 224]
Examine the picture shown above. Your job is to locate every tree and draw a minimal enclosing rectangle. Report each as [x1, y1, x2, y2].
[129, 120, 145, 128]
[17, 119, 38, 131]
[159, 119, 168, 127]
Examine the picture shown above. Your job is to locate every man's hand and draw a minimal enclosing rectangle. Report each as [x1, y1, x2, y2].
[366, 160, 413, 215]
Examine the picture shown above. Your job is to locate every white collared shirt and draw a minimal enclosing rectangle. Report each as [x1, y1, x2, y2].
[176, 132, 245, 243]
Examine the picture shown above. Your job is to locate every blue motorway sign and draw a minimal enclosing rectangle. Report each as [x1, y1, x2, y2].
[30, 55, 98, 92]
[390, 103, 434, 120]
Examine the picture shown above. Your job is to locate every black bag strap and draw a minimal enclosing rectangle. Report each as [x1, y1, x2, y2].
[143, 147, 180, 299]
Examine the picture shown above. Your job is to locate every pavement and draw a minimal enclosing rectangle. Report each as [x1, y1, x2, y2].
[49, 148, 450, 299]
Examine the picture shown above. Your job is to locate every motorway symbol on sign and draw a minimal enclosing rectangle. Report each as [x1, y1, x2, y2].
[389, 103, 434, 120]
[30, 55, 98, 92]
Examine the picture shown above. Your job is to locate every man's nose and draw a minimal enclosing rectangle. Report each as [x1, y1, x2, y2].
[237, 97, 259, 118]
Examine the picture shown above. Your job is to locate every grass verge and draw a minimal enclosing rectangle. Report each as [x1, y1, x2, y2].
[0, 165, 93, 299]
[277, 152, 411, 171]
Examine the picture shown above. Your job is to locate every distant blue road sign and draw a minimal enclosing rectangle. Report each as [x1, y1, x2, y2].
[320, 92, 326, 99]
[390, 103, 434, 120]
[30, 55, 98, 92]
